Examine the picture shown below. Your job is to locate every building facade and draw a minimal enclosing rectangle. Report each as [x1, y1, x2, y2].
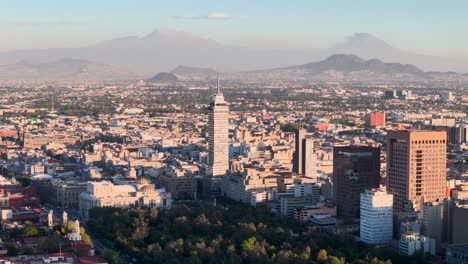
[365, 111, 386, 127]
[333, 145, 380, 218]
[158, 166, 197, 200]
[79, 180, 172, 220]
[447, 125, 467, 145]
[422, 201, 443, 245]
[360, 189, 393, 244]
[447, 244, 468, 264]
[222, 169, 277, 205]
[387, 130, 447, 212]
[293, 129, 317, 179]
[206, 76, 230, 194]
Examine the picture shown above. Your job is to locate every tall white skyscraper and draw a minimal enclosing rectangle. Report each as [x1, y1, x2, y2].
[207, 75, 229, 194]
[360, 189, 393, 244]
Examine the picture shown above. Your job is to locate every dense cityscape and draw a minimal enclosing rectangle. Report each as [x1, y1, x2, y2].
[0, 74, 465, 263]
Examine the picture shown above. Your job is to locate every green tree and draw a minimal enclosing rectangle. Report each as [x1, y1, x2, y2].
[102, 249, 120, 264]
[80, 227, 93, 246]
[5, 242, 19, 256]
[241, 237, 256, 254]
[327, 256, 342, 264]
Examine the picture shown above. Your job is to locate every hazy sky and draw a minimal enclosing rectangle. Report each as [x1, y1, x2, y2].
[1, 0, 467, 56]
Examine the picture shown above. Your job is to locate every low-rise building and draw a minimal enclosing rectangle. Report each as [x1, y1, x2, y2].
[309, 214, 337, 233]
[294, 203, 337, 222]
[222, 168, 277, 204]
[79, 179, 172, 220]
[399, 233, 436, 256]
[447, 244, 468, 264]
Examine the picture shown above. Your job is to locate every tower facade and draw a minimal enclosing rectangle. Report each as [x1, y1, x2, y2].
[206, 76, 229, 194]
[293, 129, 306, 174]
[293, 129, 316, 179]
[360, 189, 393, 244]
[387, 130, 446, 213]
[303, 137, 317, 179]
[333, 145, 380, 218]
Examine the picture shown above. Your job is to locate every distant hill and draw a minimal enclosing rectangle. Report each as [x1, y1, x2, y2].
[147, 72, 178, 83]
[228, 54, 452, 81]
[0, 58, 139, 80]
[287, 54, 424, 75]
[171, 65, 217, 77]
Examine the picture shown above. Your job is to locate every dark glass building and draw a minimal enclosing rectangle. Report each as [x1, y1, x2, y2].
[332, 145, 380, 218]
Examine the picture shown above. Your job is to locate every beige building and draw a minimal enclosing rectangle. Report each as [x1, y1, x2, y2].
[50, 181, 88, 208]
[207, 77, 230, 193]
[159, 166, 197, 200]
[83, 151, 102, 163]
[387, 130, 447, 212]
[294, 203, 337, 222]
[79, 178, 172, 220]
[222, 168, 277, 205]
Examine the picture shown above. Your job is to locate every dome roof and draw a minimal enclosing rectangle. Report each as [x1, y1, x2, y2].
[139, 185, 155, 193]
[136, 176, 151, 184]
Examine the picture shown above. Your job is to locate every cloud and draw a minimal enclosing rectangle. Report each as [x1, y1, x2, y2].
[173, 13, 247, 20]
[10, 19, 90, 26]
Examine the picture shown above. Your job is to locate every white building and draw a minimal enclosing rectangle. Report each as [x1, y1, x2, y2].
[207, 76, 230, 194]
[360, 189, 393, 244]
[79, 178, 172, 220]
[68, 220, 82, 241]
[400, 233, 436, 256]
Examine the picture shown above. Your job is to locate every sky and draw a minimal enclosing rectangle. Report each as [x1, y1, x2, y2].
[1, 0, 468, 56]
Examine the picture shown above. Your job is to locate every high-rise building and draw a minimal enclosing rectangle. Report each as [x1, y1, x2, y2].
[360, 189, 393, 244]
[422, 201, 443, 245]
[384, 90, 397, 99]
[206, 76, 229, 194]
[387, 130, 447, 213]
[446, 201, 468, 244]
[293, 129, 306, 174]
[293, 129, 316, 179]
[440, 91, 454, 102]
[446, 125, 467, 145]
[332, 146, 380, 218]
[365, 111, 386, 127]
[303, 137, 317, 179]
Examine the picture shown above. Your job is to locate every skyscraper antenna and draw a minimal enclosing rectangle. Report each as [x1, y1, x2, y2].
[217, 73, 220, 94]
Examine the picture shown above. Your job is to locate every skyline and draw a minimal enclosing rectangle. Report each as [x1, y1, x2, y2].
[1, 0, 468, 57]
[0, 1, 467, 263]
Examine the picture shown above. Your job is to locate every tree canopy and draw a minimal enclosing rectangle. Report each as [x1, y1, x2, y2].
[87, 203, 425, 264]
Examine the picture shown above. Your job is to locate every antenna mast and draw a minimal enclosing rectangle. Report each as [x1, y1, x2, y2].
[217, 73, 220, 94]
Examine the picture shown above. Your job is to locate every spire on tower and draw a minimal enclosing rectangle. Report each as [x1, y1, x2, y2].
[217, 73, 220, 94]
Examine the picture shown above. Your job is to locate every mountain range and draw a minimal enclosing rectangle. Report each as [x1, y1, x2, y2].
[0, 58, 140, 80]
[159, 54, 467, 81]
[282, 54, 424, 74]
[0, 29, 467, 80]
